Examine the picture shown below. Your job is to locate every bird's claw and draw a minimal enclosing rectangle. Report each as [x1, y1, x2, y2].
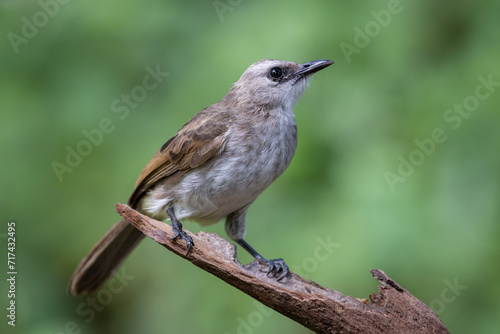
[265, 258, 289, 281]
[171, 223, 194, 257]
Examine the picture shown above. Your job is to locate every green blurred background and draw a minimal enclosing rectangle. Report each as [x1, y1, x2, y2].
[1, 0, 499, 333]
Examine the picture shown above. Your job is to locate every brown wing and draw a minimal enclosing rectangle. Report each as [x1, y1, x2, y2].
[128, 109, 234, 207]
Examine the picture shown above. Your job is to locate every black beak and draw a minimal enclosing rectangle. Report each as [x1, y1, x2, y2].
[295, 59, 334, 77]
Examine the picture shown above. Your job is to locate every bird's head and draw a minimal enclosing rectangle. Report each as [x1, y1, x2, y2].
[226, 59, 333, 112]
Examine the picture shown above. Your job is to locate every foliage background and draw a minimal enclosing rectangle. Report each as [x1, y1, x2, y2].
[1, 0, 499, 333]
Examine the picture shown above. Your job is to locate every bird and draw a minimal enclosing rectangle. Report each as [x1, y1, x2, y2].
[69, 58, 334, 296]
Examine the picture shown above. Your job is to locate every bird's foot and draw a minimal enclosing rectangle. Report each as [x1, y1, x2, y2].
[171, 220, 194, 257]
[236, 239, 289, 281]
[167, 206, 194, 256]
[263, 258, 289, 281]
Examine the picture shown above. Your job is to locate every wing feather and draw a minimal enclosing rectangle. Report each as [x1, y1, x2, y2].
[128, 109, 233, 207]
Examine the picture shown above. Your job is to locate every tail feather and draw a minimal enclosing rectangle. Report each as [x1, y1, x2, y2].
[68, 219, 144, 296]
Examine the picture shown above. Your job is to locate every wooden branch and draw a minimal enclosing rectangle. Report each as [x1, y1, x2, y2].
[115, 203, 450, 334]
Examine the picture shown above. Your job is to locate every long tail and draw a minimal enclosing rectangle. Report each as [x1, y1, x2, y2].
[68, 219, 144, 296]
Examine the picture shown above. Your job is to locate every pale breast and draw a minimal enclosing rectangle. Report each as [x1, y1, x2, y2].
[142, 111, 298, 224]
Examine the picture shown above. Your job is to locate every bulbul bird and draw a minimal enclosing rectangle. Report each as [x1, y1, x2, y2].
[69, 59, 333, 296]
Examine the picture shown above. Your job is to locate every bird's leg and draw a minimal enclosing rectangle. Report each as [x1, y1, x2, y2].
[237, 239, 289, 281]
[166, 206, 194, 256]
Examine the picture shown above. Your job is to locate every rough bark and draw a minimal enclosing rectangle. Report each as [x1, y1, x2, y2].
[115, 203, 450, 334]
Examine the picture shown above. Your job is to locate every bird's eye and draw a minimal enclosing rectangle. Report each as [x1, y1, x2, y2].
[268, 67, 284, 80]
